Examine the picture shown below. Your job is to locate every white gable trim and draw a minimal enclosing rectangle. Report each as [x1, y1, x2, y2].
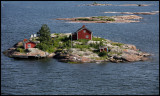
[77, 31, 78, 40]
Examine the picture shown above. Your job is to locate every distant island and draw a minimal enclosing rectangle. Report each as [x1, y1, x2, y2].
[104, 11, 159, 15]
[3, 25, 151, 63]
[56, 15, 142, 23]
[79, 2, 152, 7]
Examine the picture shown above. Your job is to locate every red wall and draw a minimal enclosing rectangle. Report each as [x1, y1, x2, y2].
[104, 48, 107, 52]
[78, 29, 92, 40]
[25, 42, 36, 49]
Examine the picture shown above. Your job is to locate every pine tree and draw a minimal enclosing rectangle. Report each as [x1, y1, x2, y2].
[37, 24, 51, 43]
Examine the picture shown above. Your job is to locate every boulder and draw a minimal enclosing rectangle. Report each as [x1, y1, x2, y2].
[122, 44, 138, 51]
[121, 53, 141, 62]
[87, 40, 100, 45]
[13, 41, 23, 48]
[110, 46, 122, 53]
[122, 49, 139, 55]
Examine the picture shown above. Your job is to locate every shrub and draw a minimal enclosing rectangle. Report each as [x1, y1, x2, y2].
[16, 48, 26, 53]
[96, 16, 115, 21]
[36, 43, 48, 51]
[98, 51, 108, 57]
[77, 39, 89, 45]
[74, 44, 90, 51]
[111, 42, 124, 47]
[105, 17, 115, 21]
[89, 43, 99, 49]
[92, 37, 105, 41]
[76, 18, 93, 21]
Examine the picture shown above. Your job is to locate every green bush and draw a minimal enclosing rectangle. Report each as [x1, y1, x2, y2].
[98, 51, 108, 57]
[47, 46, 55, 53]
[89, 43, 99, 49]
[74, 44, 90, 51]
[105, 18, 115, 21]
[76, 18, 93, 21]
[36, 43, 55, 53]
[16, 48, 26, 53]
[89, 41, 104, 49]
[111, 42, 124, 47]
[36, 43, 48, 51]
[77, 39, 89, 45]
[92, 37, 105, 41]
[95, 16, 115, 21]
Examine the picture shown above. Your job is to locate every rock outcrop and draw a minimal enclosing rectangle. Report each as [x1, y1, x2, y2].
[3, 44, 55, 59]
[104, 11, 159, 15]
[56, 15, 143, 23]
[3, 34, 151, 63]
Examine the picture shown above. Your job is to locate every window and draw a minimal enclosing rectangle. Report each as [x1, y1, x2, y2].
[28, 44, 31, 48]
[86, 35, 89, 38]
[83, 30, 86, 33]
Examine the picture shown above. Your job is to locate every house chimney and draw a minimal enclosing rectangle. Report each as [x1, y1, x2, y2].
[23, 39, 28, 42]
[82, 25, 85, 28]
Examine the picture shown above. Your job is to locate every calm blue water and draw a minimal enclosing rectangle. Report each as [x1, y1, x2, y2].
[1, 1, 159, 95]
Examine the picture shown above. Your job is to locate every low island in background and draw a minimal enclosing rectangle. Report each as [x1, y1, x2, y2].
[3, 24, 151, 63]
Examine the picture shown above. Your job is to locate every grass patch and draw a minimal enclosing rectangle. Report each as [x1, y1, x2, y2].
[16, 48, 27, 53]
[76, 18, 94, 21]
[73, 44, 90, 51]
[111, 42, 124, 47]
[91, 16, 115, 21]
[92, 36, 106, 41]
[77, 39, 89, 44]
[98, 51, 108, 57]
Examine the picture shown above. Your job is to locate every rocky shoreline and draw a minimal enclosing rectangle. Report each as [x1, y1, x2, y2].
[56, 15, 143, 23]
[104, 11, 159, 15]
[3, 33, 151, 63]
[79, 3, 152, 7]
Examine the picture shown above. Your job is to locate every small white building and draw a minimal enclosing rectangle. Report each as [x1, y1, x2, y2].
[34, 34, 37, 37]
[31, 34, 33, 38]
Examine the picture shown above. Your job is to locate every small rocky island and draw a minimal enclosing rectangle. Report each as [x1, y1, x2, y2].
[104, 11, 159, 15]
[3, 25, 151, 63]
[79, 2, 152, 7]
[56, 15, 142, 23]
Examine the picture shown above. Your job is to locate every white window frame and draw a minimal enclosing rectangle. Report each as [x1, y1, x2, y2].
[86, 35, 89, 38]
[83, 30, 86, 33]
[28, 44, 31, 48]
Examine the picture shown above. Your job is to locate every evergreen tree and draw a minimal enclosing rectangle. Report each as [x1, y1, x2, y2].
[37, 24, 51, 43]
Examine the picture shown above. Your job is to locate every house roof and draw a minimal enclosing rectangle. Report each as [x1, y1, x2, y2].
[99, 46, 108, 49]
[24, 40, 39, 44]
[76, 25, 92, 34]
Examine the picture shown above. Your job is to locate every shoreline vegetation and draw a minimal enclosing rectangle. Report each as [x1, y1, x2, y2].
[78, 2, 152, 7]
[104, 11, 159, 15]
[3, 24, 151, 64]
[56, 15, 142, 23]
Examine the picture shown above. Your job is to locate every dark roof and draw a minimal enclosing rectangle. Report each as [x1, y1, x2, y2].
[24, 40, 38, 44]
[76, 26, 92, 34]
[99, 46, 108, 49]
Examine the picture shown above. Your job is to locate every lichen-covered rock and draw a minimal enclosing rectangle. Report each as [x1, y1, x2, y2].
[122, 44, 138, 51]
[13, 41, 23, 48]
[110, 46, 122, 53]
[47, 53, 56, 58]
[87, 40, 100, 44]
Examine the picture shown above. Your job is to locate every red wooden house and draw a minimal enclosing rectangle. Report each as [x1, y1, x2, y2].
[72, 25, 92, 40]
[23, 39, 37, 49]
[99, 46, 109, 52]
